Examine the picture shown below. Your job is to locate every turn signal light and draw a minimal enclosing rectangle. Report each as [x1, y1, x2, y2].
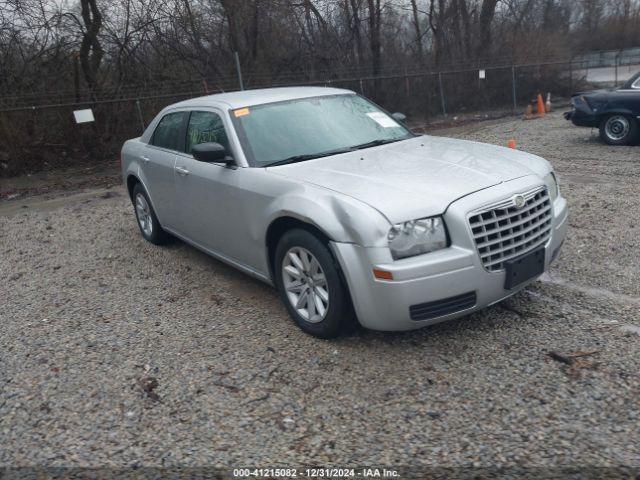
[373, 269, 393, 280]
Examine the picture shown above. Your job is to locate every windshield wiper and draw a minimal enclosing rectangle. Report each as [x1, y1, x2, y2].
[263, 147, 355, 167]
[350, 138, 404, 150]
[263, 137, 411, 167]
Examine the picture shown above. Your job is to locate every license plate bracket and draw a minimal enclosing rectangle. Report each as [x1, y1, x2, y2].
[504, 247, 545, 290]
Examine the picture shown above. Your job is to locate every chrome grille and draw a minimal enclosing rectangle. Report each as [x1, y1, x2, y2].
[469, 187, 552, 272]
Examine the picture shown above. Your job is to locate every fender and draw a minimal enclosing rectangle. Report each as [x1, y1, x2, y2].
[123, 154, 165, 226]
[259, 188, 391, 250]
[256, 190, 392, 284]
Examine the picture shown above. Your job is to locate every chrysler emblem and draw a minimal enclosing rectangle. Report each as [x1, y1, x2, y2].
[512, 194, 526, 209]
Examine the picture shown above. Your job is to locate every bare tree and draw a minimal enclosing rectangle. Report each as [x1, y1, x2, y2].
[409, 0, 424, 60]
[2, 0, 640, 177]
[477, 0, 499, 57]
[367, 0, 382, 76]
[79, 0, 104, 92]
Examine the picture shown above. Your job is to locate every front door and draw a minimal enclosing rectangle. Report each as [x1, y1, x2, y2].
[173, 110, 248, 263]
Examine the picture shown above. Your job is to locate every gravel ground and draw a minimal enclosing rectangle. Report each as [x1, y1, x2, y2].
[1, 111, 639, 473]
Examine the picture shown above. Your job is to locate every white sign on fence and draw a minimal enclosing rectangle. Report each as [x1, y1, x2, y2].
[73, 109, 95, 123]
[479, 69, 486, 79]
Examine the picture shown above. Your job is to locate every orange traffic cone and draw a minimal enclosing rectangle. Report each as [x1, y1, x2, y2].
[537, 94, 546, 117]
[523, 104, 534, 120]
[507, 139, 517, 149]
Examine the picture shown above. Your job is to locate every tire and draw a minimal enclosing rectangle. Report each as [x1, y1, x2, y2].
[132, 183, 171, 245]
[599, 114, 638, 146]
[274, 229, 352, 338]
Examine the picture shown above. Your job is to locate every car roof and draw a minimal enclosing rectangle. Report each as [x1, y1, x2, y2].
[170, 86, 354, 110]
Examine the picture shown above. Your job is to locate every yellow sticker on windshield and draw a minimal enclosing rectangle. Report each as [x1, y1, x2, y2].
[234, 108, 250, 117]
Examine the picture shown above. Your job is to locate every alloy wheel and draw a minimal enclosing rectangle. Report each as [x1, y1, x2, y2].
[281, 246, 329, 323]
[605, 115, 630, 141]
[135, 193, 153, 237]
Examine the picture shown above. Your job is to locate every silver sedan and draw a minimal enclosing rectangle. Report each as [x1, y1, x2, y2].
[121, 87, 568, 338]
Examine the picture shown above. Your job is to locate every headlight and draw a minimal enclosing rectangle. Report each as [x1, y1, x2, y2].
[388, 216, 448, 260]
[544, 172, 559, 202]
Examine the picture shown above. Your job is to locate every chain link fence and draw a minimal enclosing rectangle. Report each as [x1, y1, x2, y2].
[1, 50, 639, 177]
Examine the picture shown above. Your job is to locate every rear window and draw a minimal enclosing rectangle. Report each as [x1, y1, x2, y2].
[151, 112, 186, 151]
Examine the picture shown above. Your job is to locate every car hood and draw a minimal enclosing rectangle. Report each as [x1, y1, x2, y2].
[574, 87, 636, 95]
[267, 135, 550, 224]
[573, 89, 611, 96]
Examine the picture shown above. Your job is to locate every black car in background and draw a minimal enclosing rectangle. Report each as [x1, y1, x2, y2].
[565, 70, 640, 145]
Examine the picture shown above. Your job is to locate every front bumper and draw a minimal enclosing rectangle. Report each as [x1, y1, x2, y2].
[331, 177, 569, 331]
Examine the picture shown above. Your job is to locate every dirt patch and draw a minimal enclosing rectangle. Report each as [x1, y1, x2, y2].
[0, 162, 121, 201]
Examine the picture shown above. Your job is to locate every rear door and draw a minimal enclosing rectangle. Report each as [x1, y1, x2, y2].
[141, 111, 188, 228]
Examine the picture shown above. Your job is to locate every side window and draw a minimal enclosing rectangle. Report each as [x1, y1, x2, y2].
[186, 111, 230, 154]
[632, 77, 640, 89]
[151, 112, 185, 150]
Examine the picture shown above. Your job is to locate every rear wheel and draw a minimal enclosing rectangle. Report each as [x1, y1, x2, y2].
[274, 229, 351, 338]
[132, 183, 170, 245]
[599, 114, 638, 145]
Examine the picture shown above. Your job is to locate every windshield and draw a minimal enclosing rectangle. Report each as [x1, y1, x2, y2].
[231, 94, 413, 167]
[622, 71, 640, 89]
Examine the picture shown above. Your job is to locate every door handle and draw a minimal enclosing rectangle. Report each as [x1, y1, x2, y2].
[175, 166, 190, 176]
[140, 156, 150, 163]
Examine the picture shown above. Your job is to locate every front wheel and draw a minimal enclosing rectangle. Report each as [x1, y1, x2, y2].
[274, 229, 352, 338]
[599, 114, 638, 145]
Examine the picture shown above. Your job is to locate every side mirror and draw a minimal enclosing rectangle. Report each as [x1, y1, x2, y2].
[391, 112, 407, 123]
[192, 142, 234, 166]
